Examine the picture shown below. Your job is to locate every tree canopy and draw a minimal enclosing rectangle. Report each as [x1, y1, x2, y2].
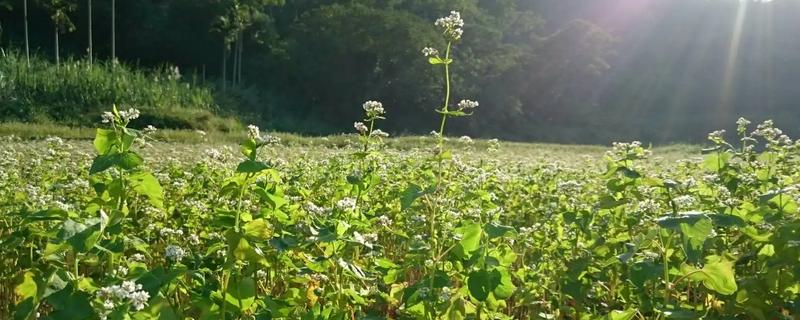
[1, 0, 798, 143]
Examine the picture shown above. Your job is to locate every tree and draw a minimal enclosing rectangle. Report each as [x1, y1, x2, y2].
[86, 0, 91, 63]
[42, 0, 77, 66]
[213, 0, 284, 90]
[24, 0, 29, 66]
[110, 0, 114, 63]
[0, 1, 10, 51]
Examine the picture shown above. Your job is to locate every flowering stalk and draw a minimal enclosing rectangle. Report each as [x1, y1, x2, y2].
[420, 11, 481, 318]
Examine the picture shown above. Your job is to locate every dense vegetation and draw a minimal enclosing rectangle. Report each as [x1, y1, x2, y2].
[2, 11, 800, 319]
[2, 0, 797, 143]
[0, 52, 240, 131]
[2, 106, 800, 319]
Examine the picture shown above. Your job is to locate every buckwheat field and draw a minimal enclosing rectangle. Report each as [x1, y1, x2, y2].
[2, 9, 800, 320]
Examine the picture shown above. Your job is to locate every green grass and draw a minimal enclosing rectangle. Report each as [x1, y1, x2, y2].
[0, 52, 240, 131]
[0, 121, 698, 166]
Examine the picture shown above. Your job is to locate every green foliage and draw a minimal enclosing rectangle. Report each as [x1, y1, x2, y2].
[0, 52, 239, 131]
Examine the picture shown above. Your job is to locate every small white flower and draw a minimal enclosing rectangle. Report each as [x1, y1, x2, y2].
[457, 99, 479, 110]
[336, 198, 357, 211]
[354, 122, 368, 134]
[130, 253, 145, 262]
[459, 135, 473, 144]
[165, 245, 186, 262]
[422, 47, 439, 57]
[189, 234, 200, 246]
[435, 11, 465, 40]
[247, 124, 261, 141]
[143, 125, 157, 134]
[128, 290, 150, 311]
[118, 108, 140, 122]
[101, 111, 115, 123]
[113, 266, 129, 277]
[370, 129, 389, 139]
[362, 101, 385, 117]
[305, 202, 326, 215]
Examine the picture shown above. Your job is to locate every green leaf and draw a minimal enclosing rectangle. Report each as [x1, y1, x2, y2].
[66, 222, 103, 253]
[226, 277, 256, 312]
[90, 154, 118, 174]
[236, 160, 271, 173]
[243, 219, 272, 241]
[117, 152, 144, 170]
[467, 269, 493, 302]
[492, 268, 516, 299]
[128, 171, 164, 209]
[24, 208, 68, 222]
[681, 255, 737, 295]
[428, 56, 445, 65]
[702, 152, 731, 171]
[14, 271, 39, 320]
[466, 268, 515, 302]
[401, 184, 428, 210]
[94, 128, 116, 155]
[240, 139, 258, 160]
[46, 284, 93, 320]
[456, 222, 482, 259]
[608, 309, 637, 320]
[757, 244, 775, 258]
[657, 212, 712, 263]
[484, 223, 515, 239]
[227, 231, 267, 265]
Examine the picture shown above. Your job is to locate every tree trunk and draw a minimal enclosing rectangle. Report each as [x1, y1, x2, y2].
[111, 0, 116, 64]
[232, 33, 238, 87]
[222, 42, 227, 92]
[23, 0, 29, 67]
[55, 26, 60, 66]
[238, 32, 243, 85]
[88, 0, 92, 64]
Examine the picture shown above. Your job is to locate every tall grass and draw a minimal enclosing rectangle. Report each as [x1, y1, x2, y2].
[0, 51, 240, 131]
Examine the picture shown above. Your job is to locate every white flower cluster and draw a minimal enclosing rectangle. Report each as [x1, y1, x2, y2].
[119, 108, 140, 122]
[101, 111, 115, 123]
[422, 47, 439, 57]
[336, 197, 357, 211]
[736, 117, 751, 133]
[363, 100, 385, 118]
[370, 129, 389, 139]
[708, 130, 726, 144]
[353, 231, 378, 249]
[488, 138, 500, 153]
[96, 281, 150, 317]
[672, 195, 696, 210]
[435, 11, 464, 40]
[159, 227, 184, 238]
[167, 66, 181, 81]
[262, 135, 282, 145]
[143, 125, 157, 134]
[457, 99, 479, 110]
[247, 124, 261, 141]
[204, 148, 225, 161]
[305, 202, 327, 215]
[165, 245, 186, 262]
[638, 199, 661, 213]
[354, 122, 368, 134]
[377, 215, 393, 226]
[130, 253, 145, 262]
[189, 234, 201, 246]
[608, 141, 652, 160]
[459, 135, 473, 144]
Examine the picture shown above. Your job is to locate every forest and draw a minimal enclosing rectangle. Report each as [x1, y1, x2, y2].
[1, 0, 797, 143]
